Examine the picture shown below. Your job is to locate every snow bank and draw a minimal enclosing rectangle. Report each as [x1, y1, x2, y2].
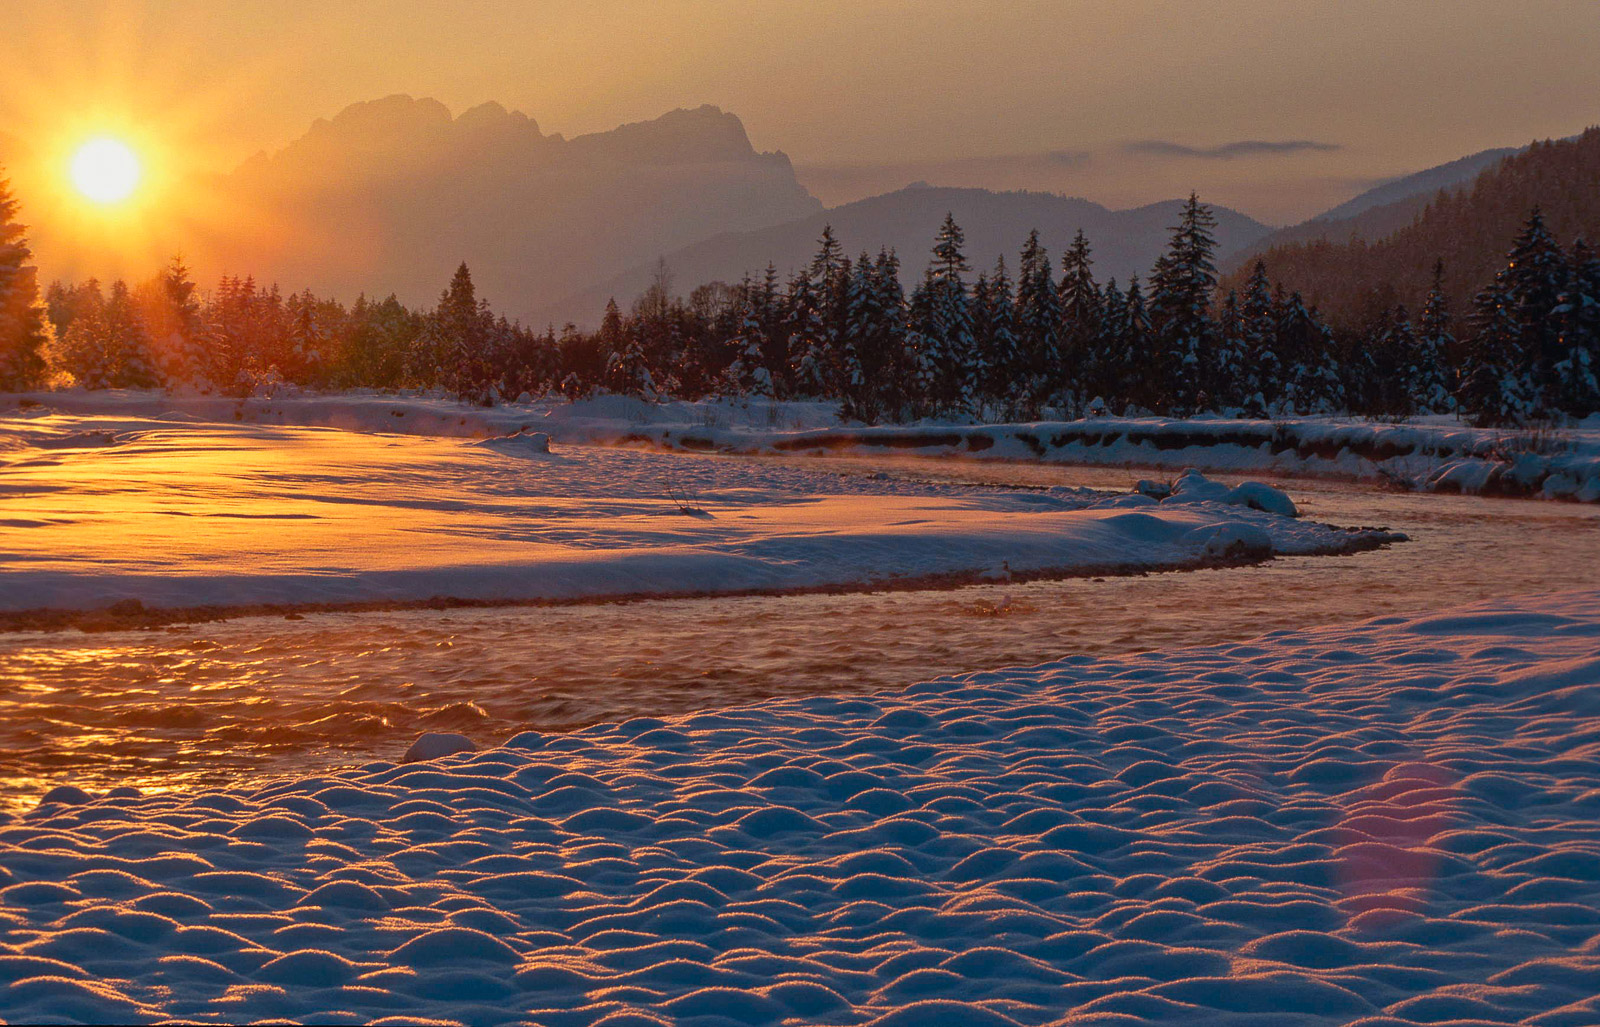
[2, 590, 1598, 1024]
[0, 415, 1392, 617]
[10, 389, 1598, 502]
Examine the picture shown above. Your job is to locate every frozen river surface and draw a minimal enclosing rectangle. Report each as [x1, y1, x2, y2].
[0, 455, 1594, 811]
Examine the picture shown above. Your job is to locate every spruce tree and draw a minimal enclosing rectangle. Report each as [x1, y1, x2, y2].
[1057, 230, 1099, 405]
[1458, 272, 1535, 426]
[722, 275, 773, 399]
[0, 173, 46, 390]
[1013, 230, 1060, 418]
[1411, 261, 1457, 414]
[923, 213, 975, 415]
[1551, 239, 1600, 418]
[1148, 194, 1220, 414]
[1120, 275, 1156, 414]
[601, 298, 653, 399]
[1237, 260, 1281, 413]
[1277, 290, 1343, 414]
[1503, 208, 1569, 409]
[1088, 279, 1126, 413]
[139, 257, 205, 387]
[985, 257, 1020, 418]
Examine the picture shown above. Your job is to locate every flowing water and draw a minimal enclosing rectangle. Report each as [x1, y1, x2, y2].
[0, 454, 1595, 811]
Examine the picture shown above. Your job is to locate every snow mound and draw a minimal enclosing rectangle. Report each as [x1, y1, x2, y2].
[471, 428, 552, 456]
[402, 732, 478, 763]
[1160, 467, 1300, 517]
[1, 591, 1597, 1024]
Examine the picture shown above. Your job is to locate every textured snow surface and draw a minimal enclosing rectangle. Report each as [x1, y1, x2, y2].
[2, 592, 1599, 1025]
[0, 414, 1384, 614]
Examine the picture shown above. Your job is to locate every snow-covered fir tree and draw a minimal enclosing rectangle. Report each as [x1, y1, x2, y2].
[1119, 275, 1156, 414]
[0, 173, 46, 390]
[721, 275, 774, 399]
[138, 258, 205, 388]
[1458, 272, 1536, 426]
[1550, 239, 1600, 419]
[1277, 289, 1343, 414]
[916, 213, 975, 415]
[1236, 260, 1281, 414]
[1148, 194, 1219, 415]
[1502, 208, 1569, 412]
[601, 297, 654, 399]
[1087, 278, 1126, 412]
[1057, 230, 1099, 408]
[982, 257, 1020, 419]
[1013, 230, 1059, 418]
[1410, 261, 1457, 414]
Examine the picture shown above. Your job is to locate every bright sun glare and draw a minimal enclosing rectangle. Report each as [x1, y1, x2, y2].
[69, 137, 142, 204]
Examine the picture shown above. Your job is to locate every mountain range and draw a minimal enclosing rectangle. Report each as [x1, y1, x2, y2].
[189, 96, 820, 324]
[184, 96, 1573, 329]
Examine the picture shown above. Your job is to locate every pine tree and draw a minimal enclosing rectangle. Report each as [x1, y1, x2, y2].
[1550, 239, 1600, 417]
[1236, 260, 1281, 413]
[916, 213, 975, 415]
[872, 249, 910, 418]
[785, 268, 830, 398]
[0, 172, 46, 390]
[984, 257, 1020, 418]
[137, 257, 204, 388]
[1148, 194, 1220, 414]
[1411, 261, 1457, 414]
[1057, 230, 1099, 406]
[1087, 278, 1126, 412]
[1503, 208, 1569, 410]
[103, 281, 158, 388]
[1368, 305, 1419, 419]
[1458, 272, 1536, 426]
[1120, 275, 1156, 413]
[601, 298, 653, 398]
[1542, 238, 1599, 418]
[723, 275, 774, 399]
[1013, 229, 1060, 418]
[1277, 289, 1343, 414]
[1213, 289, 1252, 413]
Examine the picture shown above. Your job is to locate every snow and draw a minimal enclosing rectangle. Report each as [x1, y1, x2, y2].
[0, 413, 1392, 616]
[0, 590, 1596, 1024]
[10, 389, 1598, 502]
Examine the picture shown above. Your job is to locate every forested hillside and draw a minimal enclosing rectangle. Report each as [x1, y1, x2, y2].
[1234, 128, 1600, 328]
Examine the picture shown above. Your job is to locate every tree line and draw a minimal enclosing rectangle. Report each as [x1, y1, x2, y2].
[0, 173, 1595, 427]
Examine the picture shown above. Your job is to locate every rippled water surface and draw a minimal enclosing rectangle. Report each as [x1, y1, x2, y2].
[0, 454, 1595, 811]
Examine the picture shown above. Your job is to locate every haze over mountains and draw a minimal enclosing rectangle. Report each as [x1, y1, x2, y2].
[184, 95, 1571, 329]
[190, 96, 820, 325]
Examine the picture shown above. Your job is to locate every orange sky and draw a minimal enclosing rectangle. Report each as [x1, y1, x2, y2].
[2, 0, 1597, 232]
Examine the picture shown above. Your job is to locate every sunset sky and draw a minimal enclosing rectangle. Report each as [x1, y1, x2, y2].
[2, 1, 1596, 228]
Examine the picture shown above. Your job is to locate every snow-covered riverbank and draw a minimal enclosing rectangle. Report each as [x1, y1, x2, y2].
[0, 413, 1394, 620]
[10, 389, 1598, 502]
[2, 590, 1597, 1025]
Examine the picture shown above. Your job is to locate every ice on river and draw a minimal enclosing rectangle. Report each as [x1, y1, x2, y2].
[1, 590, 1598, 1024]
[0, 415, 1391, 614]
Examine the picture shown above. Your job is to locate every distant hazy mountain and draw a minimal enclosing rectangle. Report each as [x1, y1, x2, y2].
[190, 96, 821, 323]
[543, 184, 1274, 326]
[1228, 144, 1525, 269]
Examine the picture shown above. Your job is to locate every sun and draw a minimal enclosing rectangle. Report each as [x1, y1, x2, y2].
[69, 137, 143, 205]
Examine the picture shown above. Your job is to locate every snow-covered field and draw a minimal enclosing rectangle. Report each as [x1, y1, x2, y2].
[10, 389, 1599, 502]
[0, 590, 1595, 1025]
[0, 412, 1392, 617]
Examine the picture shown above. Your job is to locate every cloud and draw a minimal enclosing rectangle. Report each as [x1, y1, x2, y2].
[1124, 139, 1341, 160]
